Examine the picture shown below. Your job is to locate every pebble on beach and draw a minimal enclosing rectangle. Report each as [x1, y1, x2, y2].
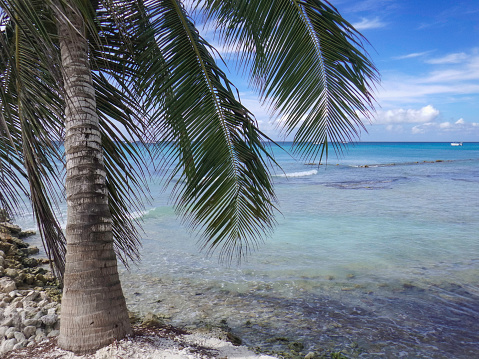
[0, 219, 61, 356]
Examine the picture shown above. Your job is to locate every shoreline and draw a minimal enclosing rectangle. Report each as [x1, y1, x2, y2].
[2, 217, 479, 358]
[0, 219, 282, 359]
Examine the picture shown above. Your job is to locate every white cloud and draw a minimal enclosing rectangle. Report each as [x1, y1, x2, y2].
[421, 56, 479, 83]
[411, 125, 426, 134]
[426, 52, 468, 64]
[374, 105, 440, 125]
[411, 118, 479, 135]
[352, 17, 387, 30]
[394, 51, 433, 60]
[345, 0, 397, 13]
[377, 54, 479, 106]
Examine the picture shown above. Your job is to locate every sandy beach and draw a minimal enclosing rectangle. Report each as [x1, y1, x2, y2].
[3, 326, 279, 359]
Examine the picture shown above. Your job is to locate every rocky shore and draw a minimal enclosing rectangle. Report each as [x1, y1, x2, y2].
[0, 216, 280, 359]
[0, 214, 62, 356]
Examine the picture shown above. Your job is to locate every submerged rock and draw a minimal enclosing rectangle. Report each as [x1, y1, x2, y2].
[288, 341, 304, 352]
[141, 312, 164, 328]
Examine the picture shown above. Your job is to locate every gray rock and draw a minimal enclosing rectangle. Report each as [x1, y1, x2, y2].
[32, 311, 43, 321]
[11, 297, 23, 308]
[23, 325, 36, 338]
[305, 352, 317, 359]
[5, 268, 18, 278]
[23, 318, 39, 327]
[4, 312, 21, 329]
[1, 317, 13, 327]
[23, 300, 37, 309]
[37, 299, 49, 308]
[5, 327, 15, 339]
[0, 241, 12, 254]
[21, 257, 38, 268]
[0, 278, 16, 293]
[34, 331, 46, 342]
[15, 271, 27, 283]
[14, 331, 25, 342]
[23, 308, 41, 322]
[0, 222, 21, 234]
[47, 307, 56, 315]
[22, 246, 40, 256]
[43, 302, 57, 311]
[23, 291, 40, 302]
[0, 209, 10, 223]
[47, 329, 59, 337]
[18, 230, 36, 238]
[0, 325, 8, 337]
[13, 341, 25, 350]
[40, 314, 58, 326]
[3, 305, 15, 316]
[9, 290, 21, 297]
[23, 274, 35, 285]
[0, 338, 17, 353]
[12, 295, 23, 303]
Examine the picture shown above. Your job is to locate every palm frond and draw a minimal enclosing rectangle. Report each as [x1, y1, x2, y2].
[0, 1, 66, 275]
[201, 0, 379, 161]
[140, 0, 278, 261]
[0, 0, 379, 268]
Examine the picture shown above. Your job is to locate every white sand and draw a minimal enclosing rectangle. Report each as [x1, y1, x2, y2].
[4, 328, 279, 359]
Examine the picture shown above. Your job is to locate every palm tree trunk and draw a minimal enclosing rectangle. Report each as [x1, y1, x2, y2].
[56, 3, 132, 354]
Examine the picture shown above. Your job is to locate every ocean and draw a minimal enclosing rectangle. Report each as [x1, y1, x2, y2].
[15, 142, 479, 358]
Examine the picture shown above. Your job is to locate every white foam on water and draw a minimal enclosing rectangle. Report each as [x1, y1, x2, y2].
[276, 169, 318, 178]
[129, 207, 157, 219]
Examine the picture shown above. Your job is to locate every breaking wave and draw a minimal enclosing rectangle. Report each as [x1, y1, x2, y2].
[276, 170, 318, 178]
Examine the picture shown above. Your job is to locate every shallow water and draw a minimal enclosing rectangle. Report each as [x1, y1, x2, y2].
[16, 142, 479, 358]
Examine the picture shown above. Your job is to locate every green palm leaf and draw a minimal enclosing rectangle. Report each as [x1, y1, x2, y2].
[0, 1, 66, 274]
[0, 0, 378, 270]
[202, 0, 379, 160]
[139, 0, 278, 260]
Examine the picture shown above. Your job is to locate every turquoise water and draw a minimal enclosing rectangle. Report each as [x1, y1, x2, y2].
[16, 142, 479, 358]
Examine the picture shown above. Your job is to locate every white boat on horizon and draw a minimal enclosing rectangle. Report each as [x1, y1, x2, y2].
[450, 142, 463, 146]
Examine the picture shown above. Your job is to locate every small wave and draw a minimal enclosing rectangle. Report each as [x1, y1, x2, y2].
[129, 207, 157, 219]
[276, 170, 318, 178]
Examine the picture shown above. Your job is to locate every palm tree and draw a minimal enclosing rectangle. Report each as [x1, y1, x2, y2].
[0, 0, 378, 354]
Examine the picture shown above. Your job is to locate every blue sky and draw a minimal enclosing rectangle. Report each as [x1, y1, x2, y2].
[197, 0, 479, 142]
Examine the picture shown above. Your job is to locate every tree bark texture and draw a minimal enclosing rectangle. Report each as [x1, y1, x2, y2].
[56, 3, 132, 354]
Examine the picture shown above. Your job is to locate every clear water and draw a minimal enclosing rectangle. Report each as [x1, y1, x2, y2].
[15, 142, 479, 358]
